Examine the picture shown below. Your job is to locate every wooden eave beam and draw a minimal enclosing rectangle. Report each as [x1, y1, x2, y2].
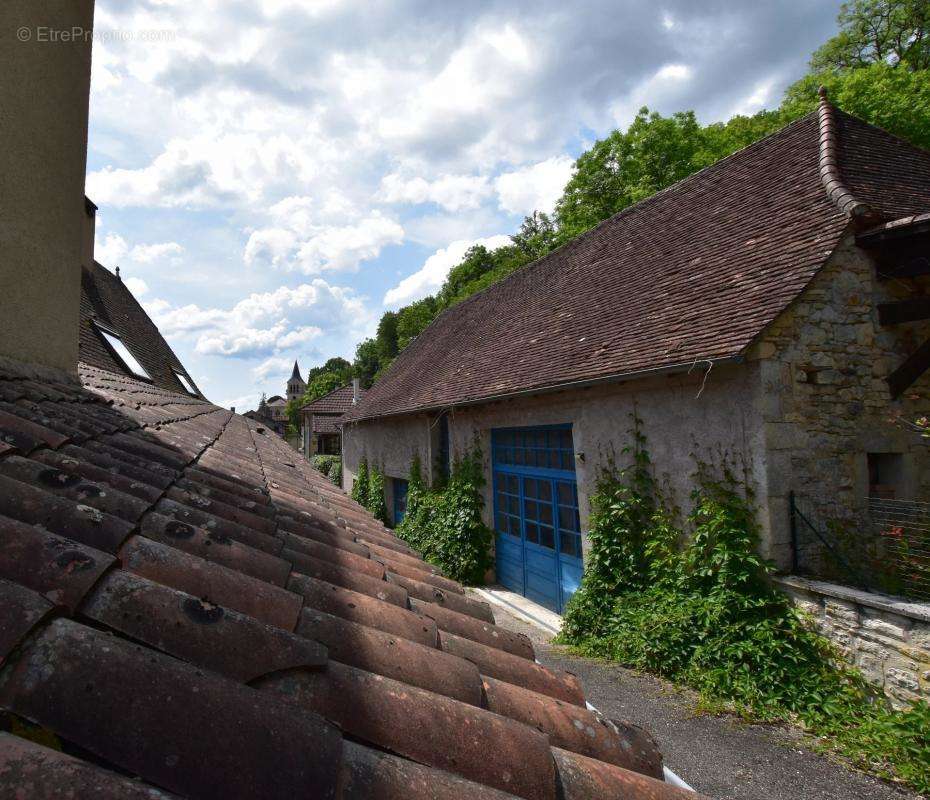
[887, 336, 930, 399]
[878, 296, 930, 326]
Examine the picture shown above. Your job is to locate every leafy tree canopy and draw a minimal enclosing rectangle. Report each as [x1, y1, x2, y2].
[810, 0, 929, 72]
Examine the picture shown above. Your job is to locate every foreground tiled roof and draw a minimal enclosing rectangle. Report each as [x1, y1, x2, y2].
[0, 357, 697, 799]
[80, 262, 203, 398]
[303, 383, 365, 415]
[348, 109, 930, 421]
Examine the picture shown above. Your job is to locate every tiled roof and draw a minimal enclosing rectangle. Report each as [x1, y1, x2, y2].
[302, 383, 364, 414]
[265, 395, 286, 406]
[79, 262, 203, 398]
[348, 109, 930, 422]
[313, 413, 342, 435]
[0, 357, 695, 799]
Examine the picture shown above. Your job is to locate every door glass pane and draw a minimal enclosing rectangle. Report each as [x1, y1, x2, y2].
[525, 522, 539, 543]
[540, 527, 555, 549]
[539, 503, 553, 526]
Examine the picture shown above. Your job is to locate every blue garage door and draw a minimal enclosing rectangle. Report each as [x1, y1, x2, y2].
[492, 425, 583, 613]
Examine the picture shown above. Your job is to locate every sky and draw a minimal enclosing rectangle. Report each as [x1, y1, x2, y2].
[86, 0, 843, 411]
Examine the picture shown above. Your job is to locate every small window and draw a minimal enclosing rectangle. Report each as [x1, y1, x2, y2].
[868, 453, 905, 499]
[95, 325, 150, 379]
[173, 369, 198, 395]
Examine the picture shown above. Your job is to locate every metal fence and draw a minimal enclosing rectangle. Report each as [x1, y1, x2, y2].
[789, 492, 930, 602]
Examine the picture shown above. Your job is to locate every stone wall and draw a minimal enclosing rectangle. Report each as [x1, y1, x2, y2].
[344, 362, 767, 558]
[777, 576, 930, 707]
[748, 230, 930, 568]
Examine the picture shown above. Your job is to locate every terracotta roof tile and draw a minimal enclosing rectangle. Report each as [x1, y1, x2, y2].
[0, 358, 699, 799]
[348, 110, 930, 421]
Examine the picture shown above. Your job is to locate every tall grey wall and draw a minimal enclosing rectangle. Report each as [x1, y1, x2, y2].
[0, 1, 95, 373]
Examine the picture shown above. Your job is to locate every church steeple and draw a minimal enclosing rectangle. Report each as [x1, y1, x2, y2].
[286, 360, 306, 404]
[290, 360, 302, 382]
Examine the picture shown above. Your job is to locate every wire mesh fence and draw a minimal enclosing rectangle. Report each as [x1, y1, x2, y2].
[790, 492, 930, 602]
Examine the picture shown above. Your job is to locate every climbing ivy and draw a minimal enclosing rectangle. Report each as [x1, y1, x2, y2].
[396, 449, 493, 585]
[558, 424, 930, 793]
[311, 455, 341, 486]
[351, 458, 369, 507]
[350, 458, 389, 524]
[367, 463, 388, 525]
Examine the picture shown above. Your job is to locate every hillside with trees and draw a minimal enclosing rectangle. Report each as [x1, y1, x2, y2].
[298, 0, 930, 394]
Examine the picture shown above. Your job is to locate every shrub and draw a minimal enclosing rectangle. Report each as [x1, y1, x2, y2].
[367, 463, 388, 524]
[558, 425, 930, 793]
[396, 449, 493, 585]
[311, 454, 341, 484]
[351, 459, 369, 507]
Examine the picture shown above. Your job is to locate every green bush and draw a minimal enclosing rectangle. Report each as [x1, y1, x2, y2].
[311, 455, 341, 485]
[395, 450, 493, 585]
[367, 463, 388, 525]
[351, 459, 369, 507]
[350, 458, 388, 522]
[558, 428, 930, 793]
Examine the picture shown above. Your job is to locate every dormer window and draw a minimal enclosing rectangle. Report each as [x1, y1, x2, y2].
[173, 369, 198, 396]
[94, 323, 151, 380]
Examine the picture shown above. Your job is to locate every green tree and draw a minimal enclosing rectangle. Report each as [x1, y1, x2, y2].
[303, 370, 344, 403]
[555, 108, 714, 239]
[810, 0, 930, 73]
[353, 338, 382, 389]
[396, 296, 439, 350]
[784, 61, 930, 149]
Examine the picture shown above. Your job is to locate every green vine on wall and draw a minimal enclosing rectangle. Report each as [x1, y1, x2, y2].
[350, 458, 388, 524]
[558, 421, 930, 793]
[395, 448, 493, 585]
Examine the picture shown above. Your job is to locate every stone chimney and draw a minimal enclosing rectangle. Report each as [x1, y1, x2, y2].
[0, 0, 96, 373]
[352, 377, 361, 405]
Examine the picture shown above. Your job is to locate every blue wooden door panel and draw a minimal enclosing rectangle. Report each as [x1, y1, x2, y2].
[492, 425, 583, 613]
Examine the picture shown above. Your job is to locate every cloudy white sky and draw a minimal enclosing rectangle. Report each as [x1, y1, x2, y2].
[86, 0, 842, 410]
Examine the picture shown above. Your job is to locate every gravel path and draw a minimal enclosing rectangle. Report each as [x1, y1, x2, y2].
[480, 596, 923, 800]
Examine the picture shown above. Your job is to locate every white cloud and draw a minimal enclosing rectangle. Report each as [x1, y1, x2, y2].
[131, 242, 184, 264]
[251, 357, 295, 384]
[245, 196, 404, 274]
[384, 234, 512, 307]
[94, 231, 184, 269]
[379, 172, 492, 212]
[124, 277, 149, 297]
[146, 279, 373, 360]
[494, 156, 575, 217]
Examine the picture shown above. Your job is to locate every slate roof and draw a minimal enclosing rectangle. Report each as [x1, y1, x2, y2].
[348, 109, 930, 422]
[302, 383, 364, 415]
[290, 360, 303, 382]
[79, 262, 203, 398]
[0, 357, 695, 799]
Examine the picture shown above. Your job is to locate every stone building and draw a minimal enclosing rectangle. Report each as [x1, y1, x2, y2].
[343, 96, 930, 634]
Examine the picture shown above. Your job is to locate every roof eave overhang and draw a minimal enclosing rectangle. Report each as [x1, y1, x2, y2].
[344, 354, 745, 426]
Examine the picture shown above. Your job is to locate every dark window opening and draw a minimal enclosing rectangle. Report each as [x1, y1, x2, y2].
[868, 452, 905, 499]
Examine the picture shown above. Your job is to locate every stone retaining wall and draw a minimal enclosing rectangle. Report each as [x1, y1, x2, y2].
[776, 575, 930, 707]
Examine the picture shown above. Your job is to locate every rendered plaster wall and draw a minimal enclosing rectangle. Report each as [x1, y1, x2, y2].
[343, 362, 767, 559]
[0, 1, 95, 373]
[749, 231, 930, 569]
